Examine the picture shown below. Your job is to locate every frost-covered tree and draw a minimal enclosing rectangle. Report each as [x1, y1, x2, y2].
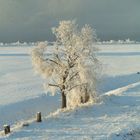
[31, 20, 99, 108]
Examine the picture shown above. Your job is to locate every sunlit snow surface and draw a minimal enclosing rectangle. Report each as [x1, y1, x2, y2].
[0, 44, 140, 140]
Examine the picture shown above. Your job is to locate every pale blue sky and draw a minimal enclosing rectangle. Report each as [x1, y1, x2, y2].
[0, 0, 140, 42]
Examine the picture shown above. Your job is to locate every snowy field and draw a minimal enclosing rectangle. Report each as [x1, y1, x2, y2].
[0, 44, 140, 139]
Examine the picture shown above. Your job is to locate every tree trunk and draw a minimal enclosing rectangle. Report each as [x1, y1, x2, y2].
[61, 91, 66, 108]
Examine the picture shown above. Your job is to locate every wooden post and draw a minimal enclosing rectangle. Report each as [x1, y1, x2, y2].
[4, 125, 10, 134]
[36, 112, 42, 122]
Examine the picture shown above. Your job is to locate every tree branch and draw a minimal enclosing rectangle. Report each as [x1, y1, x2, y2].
[46, 58, 62, 67]
[68, 83, 86, 91]
[73, 55, 79, 61]
[67, 72, 79, 82]
[48, 83, 60, 88]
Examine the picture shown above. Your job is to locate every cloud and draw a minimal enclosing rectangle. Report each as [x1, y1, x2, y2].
[0, 0, 140, 42]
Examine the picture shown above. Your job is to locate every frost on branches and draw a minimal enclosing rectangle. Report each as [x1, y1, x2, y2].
[31, 20, 99, 108]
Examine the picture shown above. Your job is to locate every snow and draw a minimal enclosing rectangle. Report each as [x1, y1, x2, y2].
[0, 47, 60, 131]
[0, 44, 140, 139]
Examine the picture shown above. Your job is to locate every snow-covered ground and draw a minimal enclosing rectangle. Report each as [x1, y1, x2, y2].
[0, 46, 60, 131]
[0, 44, 140, 139]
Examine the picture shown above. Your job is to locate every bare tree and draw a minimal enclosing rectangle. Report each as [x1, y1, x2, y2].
[31, 20, 99, 108]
